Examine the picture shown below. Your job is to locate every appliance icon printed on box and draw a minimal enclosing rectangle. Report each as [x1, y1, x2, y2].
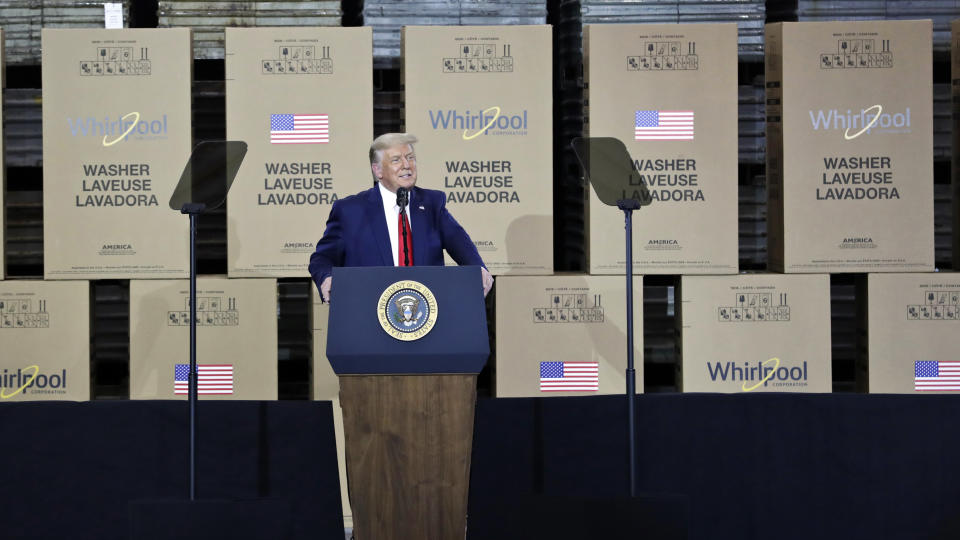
[533, 292, 603, 323]
[168, 296, 239, 326]
[80, 46, 151, 76]
[820, 38, 892, 69]
[718, 292, 790, 322]
[442, 43, 513, 73]
[907, 290, 960, 321]
[627, 41, 698, 71]
[262, 45, 332, 75]
[0, 298, 50, 329]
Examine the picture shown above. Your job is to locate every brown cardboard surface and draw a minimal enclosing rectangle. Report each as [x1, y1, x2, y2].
[129, 277, 278, 400]
[403, 26, 553, 275]
[585, 24, 738, 274]
[766, 21, 933, 273]
[226, 27, 374, 277]
[679, 274, 832, 392]
[310, 287, 336, 399]
[310, 287, 351, 528]
[42, 29, 192, 279]
[494, 274, 642, 397]
[0, 280, 90, 401]
[865, 273, 960, 394]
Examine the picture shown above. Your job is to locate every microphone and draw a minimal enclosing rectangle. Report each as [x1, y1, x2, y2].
[396, 187, 409, 211]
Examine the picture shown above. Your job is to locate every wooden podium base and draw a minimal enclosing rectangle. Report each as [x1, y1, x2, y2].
[339, 374, 477, 540]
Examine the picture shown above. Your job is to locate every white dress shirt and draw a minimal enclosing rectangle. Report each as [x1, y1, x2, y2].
[378, 181, 414, 266]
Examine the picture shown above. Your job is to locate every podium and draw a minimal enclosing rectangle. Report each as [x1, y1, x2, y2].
[327, 266, 490, 540]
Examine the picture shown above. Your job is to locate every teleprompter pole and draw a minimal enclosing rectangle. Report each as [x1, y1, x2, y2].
[618, 198, 641, 498]
[168, 141, 249, 502]
[182, 203, 206, 501]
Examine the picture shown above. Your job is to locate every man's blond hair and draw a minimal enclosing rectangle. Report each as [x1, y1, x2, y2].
[369, 133, 418, 165]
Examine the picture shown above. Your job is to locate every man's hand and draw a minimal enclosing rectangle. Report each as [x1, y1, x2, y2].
[321, 276, 332, 303]
[481, 267, 494, 297]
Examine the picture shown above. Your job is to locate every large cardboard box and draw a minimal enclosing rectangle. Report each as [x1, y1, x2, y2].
[225, 27, 374, 277]
[310, 287, 352, 528]
[765, 21, 933, 273]
[584, 24, 738, 274]
[0, 281, 90, 401]
[41, 29, 192, 279]
[861, 273, 960, 394]
[403, 26, 553, 275]
[494, 274, 642, 397]
[130, 277, 278, 400]
[678, 274, 832, 392]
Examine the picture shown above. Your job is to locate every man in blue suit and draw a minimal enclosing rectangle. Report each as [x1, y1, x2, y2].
[309, 132, 494, 302]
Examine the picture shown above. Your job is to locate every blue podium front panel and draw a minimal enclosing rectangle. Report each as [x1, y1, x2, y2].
[327, 266, 489, 374]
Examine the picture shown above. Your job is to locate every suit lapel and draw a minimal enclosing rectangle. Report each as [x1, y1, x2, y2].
[364, 186, 394, 266]
[411, 188, 428, 266]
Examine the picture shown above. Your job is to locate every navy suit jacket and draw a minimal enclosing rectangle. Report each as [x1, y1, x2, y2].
[308, 185, 485, 293]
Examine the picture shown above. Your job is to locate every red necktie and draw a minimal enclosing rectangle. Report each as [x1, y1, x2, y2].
[397, 211, 413, 266]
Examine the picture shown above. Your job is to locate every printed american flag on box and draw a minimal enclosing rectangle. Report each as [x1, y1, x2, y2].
[540, 361, 599, 392]
[270, 113, 329, 144]
[634, 110, 694, 140]
[914, 361, 960, 391]
[174, 364, 234, 395]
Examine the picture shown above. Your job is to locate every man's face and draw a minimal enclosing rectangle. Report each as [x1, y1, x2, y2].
[373, 143, 417, 193]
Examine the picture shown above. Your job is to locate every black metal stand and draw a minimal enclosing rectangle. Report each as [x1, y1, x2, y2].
[617, 198, 641, 498]
[181, 202, 206, 501]
[569, 136, 649, 499]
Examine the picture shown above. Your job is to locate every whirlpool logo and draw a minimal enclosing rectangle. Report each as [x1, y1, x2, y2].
[428, 106, 529, 139]
[67, 111, 169, 146]
[808, 104, 911, 140]
[0, 366, 69, 399]
[706, 357, 809, 391]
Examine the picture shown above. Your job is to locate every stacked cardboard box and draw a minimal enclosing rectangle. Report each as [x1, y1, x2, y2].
[495, 275, 642, 397]
[225, 28, 373, 278]
[403, 25, 554, 275]
[42, 29, 193, 280]
[129, 277, 278, 400]
[765, 20, 933, 273]
[585, 23, 739, 275]
[311, 287, 352, 528]
[860, 273, 960, 394]
[678, 274, 832, 393]
[0, 281, 90, 401]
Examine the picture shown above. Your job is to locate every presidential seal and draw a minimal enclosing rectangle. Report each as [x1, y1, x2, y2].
[377, 280, 438, 341]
